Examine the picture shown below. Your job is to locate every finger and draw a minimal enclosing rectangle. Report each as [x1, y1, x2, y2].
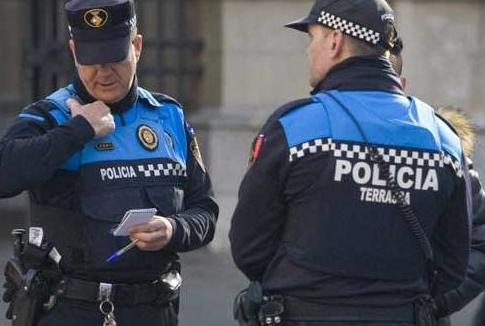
[66, 98, 82, 112]
[128, 219, 166, 234]
[131, 229, 168, 243]
[135, 240, 166, 251]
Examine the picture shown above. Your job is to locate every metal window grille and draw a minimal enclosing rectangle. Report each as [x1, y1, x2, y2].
[24, 0, 204, 109]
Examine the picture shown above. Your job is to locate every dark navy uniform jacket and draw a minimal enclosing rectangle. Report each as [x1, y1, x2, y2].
[230, 56, 471, 307]
[436, 159, 485, 316]
[0, 76, 218, 282]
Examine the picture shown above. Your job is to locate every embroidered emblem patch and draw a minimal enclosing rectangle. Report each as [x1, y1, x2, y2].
[190, 137, 206, 173]
[84, 9, 109, 28]
[95, 142, 114, 151]
[137, 125, 158, 151]
[248, 134, 265, 168]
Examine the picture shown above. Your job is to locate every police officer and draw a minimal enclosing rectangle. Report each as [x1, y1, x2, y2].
[0, 0, 218, 325]
[390, 41, 485, 325]
[229, 0, 471, 325]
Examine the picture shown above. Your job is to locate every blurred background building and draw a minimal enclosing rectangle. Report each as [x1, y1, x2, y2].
[0, 0, 484, 325]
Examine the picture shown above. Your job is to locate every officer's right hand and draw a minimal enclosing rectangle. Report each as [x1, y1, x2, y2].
[67, 98, 115, 138]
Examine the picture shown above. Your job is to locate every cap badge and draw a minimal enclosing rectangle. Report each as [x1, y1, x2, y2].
[84, 9, 109, 28]
[137, 125, 159, 151]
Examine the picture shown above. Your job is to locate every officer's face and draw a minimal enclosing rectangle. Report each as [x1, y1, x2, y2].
[70, 35, 143, 104]
[306, 25, 341, 87]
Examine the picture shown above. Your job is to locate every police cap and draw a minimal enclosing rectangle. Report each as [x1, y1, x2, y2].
[65, 0, 137, 65]
[285, 0, 397, 49]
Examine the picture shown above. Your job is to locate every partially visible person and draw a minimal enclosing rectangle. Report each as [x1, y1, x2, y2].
[390, 41, 485, 325]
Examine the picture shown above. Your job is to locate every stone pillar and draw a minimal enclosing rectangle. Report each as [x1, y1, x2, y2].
[193, 0, 313, 250]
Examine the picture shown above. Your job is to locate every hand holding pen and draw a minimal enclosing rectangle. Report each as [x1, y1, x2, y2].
[106, 216, 174, 263]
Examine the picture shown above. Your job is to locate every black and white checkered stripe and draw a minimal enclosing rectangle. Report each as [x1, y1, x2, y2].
[288, 138, 333, 161]
[138, 163, 186, 177]
[317, 10, 381, 46]
[289, 138, 463, 177]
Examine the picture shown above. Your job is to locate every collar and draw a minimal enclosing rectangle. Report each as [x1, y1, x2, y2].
[311, 55, 404, 96]
[72, 74, 139, 113]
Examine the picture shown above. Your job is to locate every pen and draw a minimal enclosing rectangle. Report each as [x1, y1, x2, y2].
[106, 239, 139, 263]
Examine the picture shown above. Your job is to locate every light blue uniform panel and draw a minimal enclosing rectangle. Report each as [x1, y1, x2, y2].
[278, 100, 331, 147]
[279, 90, 462, 163]
[43, 85, 188, 171]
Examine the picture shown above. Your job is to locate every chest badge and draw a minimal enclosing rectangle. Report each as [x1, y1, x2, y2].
[137, 125, 159, 151]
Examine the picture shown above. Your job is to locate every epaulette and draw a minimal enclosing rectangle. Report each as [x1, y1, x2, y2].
[19, 100, 58, 126]
[268, 98, 314, 122]
[151, 92, 183, 108]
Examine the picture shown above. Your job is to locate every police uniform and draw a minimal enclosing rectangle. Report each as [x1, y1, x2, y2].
[229, 0, 471, 325]
[437, 158, 485, 323]
[0, 1, 218, 325]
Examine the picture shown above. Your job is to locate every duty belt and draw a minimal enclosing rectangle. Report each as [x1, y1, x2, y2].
[283, 296, 419, 323]
[55, 276, 180, 307]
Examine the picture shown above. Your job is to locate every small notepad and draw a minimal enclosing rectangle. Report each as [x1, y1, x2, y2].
[112, 208, 157, 236]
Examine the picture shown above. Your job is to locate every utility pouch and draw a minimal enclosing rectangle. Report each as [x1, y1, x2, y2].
[233, 282, 263, 326]
[156, 269, 182, 305]
[260, 295, 284, 325]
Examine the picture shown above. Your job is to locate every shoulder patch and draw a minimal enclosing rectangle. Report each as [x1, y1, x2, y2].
[186, 123, 206, 173]
[247, 134, 265, 168]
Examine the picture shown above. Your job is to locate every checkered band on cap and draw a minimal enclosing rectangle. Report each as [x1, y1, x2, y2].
[289, 138, 464, 178]
[317, 10, 381, 45]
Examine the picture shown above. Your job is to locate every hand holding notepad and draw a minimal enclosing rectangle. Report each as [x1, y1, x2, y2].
[111, 208, 157, 236]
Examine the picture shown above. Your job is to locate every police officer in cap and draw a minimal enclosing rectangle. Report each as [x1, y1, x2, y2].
[230, 0, 471, 325]
[0, 0, 218, 325]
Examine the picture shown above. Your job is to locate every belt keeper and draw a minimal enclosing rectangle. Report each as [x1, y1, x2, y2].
[98, 282, 113, 301]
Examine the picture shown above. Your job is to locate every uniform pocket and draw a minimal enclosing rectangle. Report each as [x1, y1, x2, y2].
[80, 187, 147, 223]
[144, 186, 184, 217]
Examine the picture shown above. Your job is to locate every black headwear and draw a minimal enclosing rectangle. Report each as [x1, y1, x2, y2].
[285, 0, 398, 50]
